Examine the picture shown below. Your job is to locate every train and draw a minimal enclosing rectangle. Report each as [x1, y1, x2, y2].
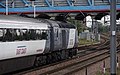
[0, 15, 78, 74]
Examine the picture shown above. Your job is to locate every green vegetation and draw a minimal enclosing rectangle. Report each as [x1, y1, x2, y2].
[96, 71, 109, 75]
[98, 24, 110, 33]
[68, 19, 110, 34]
[68, 19, 87, 35]
[79, 38, 97, 46]
[96, 68, 120, 75]
[68, 19, 98, 46]
[117, 68, 120, 74]
[68, 19, 109, 46]
[96, 71, 102, 75]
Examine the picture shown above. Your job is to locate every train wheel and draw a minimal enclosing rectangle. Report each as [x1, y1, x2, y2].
[34, 55, 46, 66]
[51, 52, 57, 63]
[46, 54, 52, 64]
[65, 50, 69, 59]
[57, 51, 62, 61]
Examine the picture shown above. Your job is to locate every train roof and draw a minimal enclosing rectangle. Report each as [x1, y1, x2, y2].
[57, 22, 76, 28]
[37, 19, 76, 28]
[0, 15, 49, 29]
[0, 15, 41, 23]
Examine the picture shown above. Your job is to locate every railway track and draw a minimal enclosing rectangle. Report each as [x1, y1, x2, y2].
[13, 50, 109, 75]
[10, 33, 111, 75]
[39, 50, 109, 75]
[45, 51, 110, 75]
[10, 32, 120, 75]
[77, 33, 109, 53]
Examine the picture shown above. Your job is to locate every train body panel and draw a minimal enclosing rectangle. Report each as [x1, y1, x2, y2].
[0, 15, 51, 61]
[74, 30, 79, 47]
[0, 15, 78, 74]
[45, 20, 62, 51]
[52, 27, 62, 51]
[44, 31, 50, 53]
[0, 20, 48, 30]
[0, 40, 46, 60]
[61, 29, 67, 49]
[67, 29, 76, 49]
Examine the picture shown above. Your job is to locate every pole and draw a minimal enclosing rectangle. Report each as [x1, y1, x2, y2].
[94, 20, 98, 41]
[52, 0, 54, 7]
[85, 67, 87, 75]
[110, 0, 116, 75]
[12, 0, 15, 8]
[34, 5, 36, 18]
[6, 0, 8, 15]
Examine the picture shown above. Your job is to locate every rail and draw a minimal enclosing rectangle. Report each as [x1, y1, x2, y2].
[11, 33, 111, 75]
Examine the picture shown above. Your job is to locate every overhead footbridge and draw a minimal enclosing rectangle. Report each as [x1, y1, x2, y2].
[0, 0, 120, 14]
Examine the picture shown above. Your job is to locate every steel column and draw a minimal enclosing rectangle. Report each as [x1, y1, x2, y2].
[0, 3, 5, 8]
[6, 0, 8, 15]
[21, 0, 28, 4]
[110, 0, 117, 75]
[45, 0, 51, 7]
[66, 0, 72, 6]
[88, 0, 92, 6]
[92, 0, 94, 6]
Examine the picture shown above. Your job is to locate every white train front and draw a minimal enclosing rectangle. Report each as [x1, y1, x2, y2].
[0, 15, 78, 74]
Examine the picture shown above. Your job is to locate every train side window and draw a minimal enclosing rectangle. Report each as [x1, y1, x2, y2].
[18, 29, 24, 41]
[2, 29, 24, 42]
[56, 29, 58, 37]
[16, 29, 21, 40]
[41, 30, 48, 40]
[0, 29, 3, 41]
[4, 29, 13, 41]
[36, 30, 41, 40]
[12, 29, 17, 41]
[29, 29, 36, 40]
[21, 29, 30, 40]
[2, 29, 6, 42]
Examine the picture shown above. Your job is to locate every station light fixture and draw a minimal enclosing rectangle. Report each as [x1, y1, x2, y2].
[95, 13, 109, 20]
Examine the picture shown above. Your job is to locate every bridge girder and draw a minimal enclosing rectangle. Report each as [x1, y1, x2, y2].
[0, 0, 120, 14]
